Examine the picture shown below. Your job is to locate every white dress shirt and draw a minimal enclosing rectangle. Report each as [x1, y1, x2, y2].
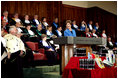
[93, 33, 98, 38]
[102, 33, 107, 38]
[73, 24, 78, 29]
[47, 30, 53, 36]
[15, 18, 21, 22]
[57, 30, 62, 36]
[35, 19, 40, 25]
[17, 28, 23, 33]
[89, 24, 93, 31]
[109, 41, 113, 46]
[44, 22, 48, 26]
[28, 30, 34, 35]
[25, 20, 30, 23]
[3, 16, 8, 22]
[42, 40, 49, 47]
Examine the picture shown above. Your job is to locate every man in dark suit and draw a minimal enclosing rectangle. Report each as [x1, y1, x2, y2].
[87, 21, 93, 32]
[53, 26, 63, 37]
[32, 15, 41, 27]
[52, 18, 59, 31]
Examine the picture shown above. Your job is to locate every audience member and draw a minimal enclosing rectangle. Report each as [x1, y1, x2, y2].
[46, 26, 57, 38]
[93, 22, 101, 36]
[39, 34, 57, 65]
[24, 24, 35, 37]
[91, 29, 98, 38]
[107, 36, 114, 49]
[1, 11, 9, 24]
[32, 15, 41, 27]
[87, 20, 93, 32]
[15, 22, 23, 33]
[101, 30, 107, 38]
[22, 15, 31, 26]
[84, 28, 91, 37]
[52, 18, 59, 31]
[12, 13, 21, 23]
[80, 20, 87, 31]
[41, 17, 49, 29]
[3, 26, 25, 78]
[54, 26, 62, 37]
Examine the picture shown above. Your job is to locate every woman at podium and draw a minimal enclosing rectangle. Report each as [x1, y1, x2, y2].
[64, 20, 76, 37]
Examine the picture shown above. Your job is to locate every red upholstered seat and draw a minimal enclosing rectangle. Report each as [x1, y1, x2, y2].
[33, 53, 47, 61]
[25, 41, 60, 61]
[26, 42, 39, 51]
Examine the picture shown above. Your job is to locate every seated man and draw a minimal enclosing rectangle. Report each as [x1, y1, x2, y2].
[52, 18, 59, 31]
[87, 20, 93, 32]
[22, 15, 32, 26]
[53, 26, 63, 37]
[3, 26, 25, 78]
[107, 36, 114, 49]
[32, 15, 41, 27]
[83, 28, 91, 38]
[64, 20, 76, 37]
[39, 34, 57, 65]
[93, 22, 101, 36]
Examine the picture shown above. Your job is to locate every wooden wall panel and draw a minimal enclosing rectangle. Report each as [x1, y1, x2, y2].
[61, 4, 87, 29]
[87, 7, 117, 42]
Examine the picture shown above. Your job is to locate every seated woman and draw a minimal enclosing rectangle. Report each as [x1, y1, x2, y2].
[39, 34, 57, 65]
[91, 29, 98, 38]
[64, 20, 76, 37]
[23, 24, 39, 42]
[46, 26, 57, 38]
[24, 24, 35, 37]
[80, 20, 87, 31]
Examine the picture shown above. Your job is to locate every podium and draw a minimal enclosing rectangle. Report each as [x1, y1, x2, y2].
[53, 37, 106, 72]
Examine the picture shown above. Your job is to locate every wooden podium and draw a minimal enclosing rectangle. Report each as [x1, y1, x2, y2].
[53, 37, 106, 72]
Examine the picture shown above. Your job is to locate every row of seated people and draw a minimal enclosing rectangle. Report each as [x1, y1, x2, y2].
[2, 11, 103, 37]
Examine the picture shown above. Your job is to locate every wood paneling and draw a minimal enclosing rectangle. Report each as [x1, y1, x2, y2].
[87, 7, 117, 42]
[1, 1, 62, 25]
[61, 4, 87, 28]
[1, 1, 117, 41]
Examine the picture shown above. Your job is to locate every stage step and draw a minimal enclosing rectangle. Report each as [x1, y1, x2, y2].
[23, 65, 61, 78]
[42, 71, 61, 78]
